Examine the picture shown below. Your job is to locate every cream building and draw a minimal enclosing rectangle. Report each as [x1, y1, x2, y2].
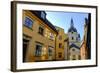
[68, 19, 81, 60]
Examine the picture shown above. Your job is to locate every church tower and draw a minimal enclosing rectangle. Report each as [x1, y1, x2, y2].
[68, 18, 80, 45]
[68, 18, 81, 60]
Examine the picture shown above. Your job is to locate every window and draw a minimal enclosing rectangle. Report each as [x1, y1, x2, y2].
[35, 44, 42, 56]
[24, 17, 33, 28]
[59, 43, 62, 48]
[72, 37, 74, 40]
[41, 12, 46, 19]
[50, 33, 54, 40]
[48, 47, 53, 56]
[72, 49, 75, 51]
[58, 52, 62, 58]
[38, 27, 44, 35]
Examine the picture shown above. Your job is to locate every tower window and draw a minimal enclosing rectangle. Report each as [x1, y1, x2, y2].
[72, 37, 74, 40]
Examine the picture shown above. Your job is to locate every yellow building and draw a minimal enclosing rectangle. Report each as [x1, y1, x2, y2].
[55, 26, 66, 60]
[64, 34, 69, 60]
[23, 10, 58, 62]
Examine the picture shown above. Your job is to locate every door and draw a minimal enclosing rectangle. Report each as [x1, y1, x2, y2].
[23, 39, 29, 62]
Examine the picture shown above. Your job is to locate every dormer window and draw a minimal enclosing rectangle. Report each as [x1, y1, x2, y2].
[41, 12, 46, 19]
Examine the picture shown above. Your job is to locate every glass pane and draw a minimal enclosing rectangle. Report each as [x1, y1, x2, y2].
[25, 17, 33, 28]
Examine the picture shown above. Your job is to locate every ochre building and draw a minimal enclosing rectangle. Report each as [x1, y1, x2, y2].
[23, 10, 58, 62]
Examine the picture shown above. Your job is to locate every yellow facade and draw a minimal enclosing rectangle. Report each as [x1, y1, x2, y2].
[23, 10, 70, 62]
[64, 34, 69, 60]
[23, 10, 57, 62]
[55, 26, 65, 60]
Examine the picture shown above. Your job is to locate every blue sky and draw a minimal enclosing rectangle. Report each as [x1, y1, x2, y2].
[46, 11, 88, 40]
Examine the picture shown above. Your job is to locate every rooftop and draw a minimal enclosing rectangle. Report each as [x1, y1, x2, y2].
[30, 11, 58, 34]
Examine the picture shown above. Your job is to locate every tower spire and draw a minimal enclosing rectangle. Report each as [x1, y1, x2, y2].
[70, 18, 74, 27]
